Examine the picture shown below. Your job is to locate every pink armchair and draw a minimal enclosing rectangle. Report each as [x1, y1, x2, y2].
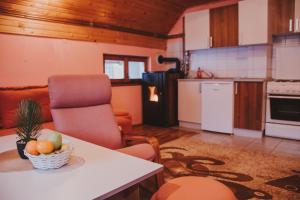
[48, 74, 163, 185]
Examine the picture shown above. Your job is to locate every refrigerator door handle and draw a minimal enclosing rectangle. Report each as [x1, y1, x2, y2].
[234, 83, 238, 95]
[199, 83, 202, 93]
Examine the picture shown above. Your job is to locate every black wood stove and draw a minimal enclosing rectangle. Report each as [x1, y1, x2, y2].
[142, 56, 183, 127]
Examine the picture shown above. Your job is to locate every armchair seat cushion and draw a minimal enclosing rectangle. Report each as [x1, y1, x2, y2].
[51, 105, 123, 150]
[117, 143, 156, 161]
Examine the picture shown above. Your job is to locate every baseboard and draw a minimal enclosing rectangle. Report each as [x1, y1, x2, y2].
[179, 121, 201, 130]
[234, 128, 263, 138]
[265, 123, 300, 140]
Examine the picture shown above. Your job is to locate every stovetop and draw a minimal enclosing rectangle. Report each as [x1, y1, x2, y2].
[272, 79, 300, 82]
[267, 81, 300, 95]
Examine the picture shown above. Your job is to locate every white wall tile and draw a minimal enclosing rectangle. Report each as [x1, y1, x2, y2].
[272, 35, 300, 80]
[190, 45, 268, 78]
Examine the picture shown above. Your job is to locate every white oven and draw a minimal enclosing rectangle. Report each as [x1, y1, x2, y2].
[266, 94, 300, 126]
[265, 81, 300, 140]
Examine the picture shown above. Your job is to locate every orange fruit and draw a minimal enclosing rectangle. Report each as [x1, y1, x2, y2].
[25, 140, 40, 155]
[37, 140, 54, 154]
[61, 144, 70, 152]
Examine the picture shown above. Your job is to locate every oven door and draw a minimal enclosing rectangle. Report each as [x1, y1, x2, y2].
[266, 95, 300, 126]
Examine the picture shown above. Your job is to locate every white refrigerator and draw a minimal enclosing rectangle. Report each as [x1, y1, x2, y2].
[201, 81, 234, 134]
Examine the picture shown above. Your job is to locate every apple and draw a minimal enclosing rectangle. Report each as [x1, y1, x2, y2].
[39, 129, 62, 150]
[48, 131, 62, 150]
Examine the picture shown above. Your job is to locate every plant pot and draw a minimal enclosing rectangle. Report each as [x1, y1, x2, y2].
[16, 140, 28, 159]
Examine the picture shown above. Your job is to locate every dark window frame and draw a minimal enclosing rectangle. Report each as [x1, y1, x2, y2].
[103, 54, 148, 86]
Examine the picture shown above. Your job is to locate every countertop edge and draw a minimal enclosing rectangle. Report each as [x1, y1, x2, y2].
[178, 78, 266, 82]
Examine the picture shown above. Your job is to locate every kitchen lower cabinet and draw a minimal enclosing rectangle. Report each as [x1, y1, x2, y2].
[234, 82, 264, 131]
[178, 80, 201, 127]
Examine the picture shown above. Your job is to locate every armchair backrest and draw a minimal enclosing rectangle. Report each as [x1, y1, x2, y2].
[48, 75, 122, 149]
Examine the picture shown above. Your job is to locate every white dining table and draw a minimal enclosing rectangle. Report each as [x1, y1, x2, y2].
[0, 134, 163, 200]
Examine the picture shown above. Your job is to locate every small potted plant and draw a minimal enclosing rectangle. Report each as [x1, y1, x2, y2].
[16, 99, 42, 159]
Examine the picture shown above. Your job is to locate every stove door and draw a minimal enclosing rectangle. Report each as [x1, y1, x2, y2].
[267, 95, 300, 126]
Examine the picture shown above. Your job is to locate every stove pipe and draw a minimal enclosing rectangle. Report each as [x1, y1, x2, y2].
[157, 55, 181, 73]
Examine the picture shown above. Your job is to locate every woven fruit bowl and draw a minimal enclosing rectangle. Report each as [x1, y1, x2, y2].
[24, 144, 73, 170]
[23, 129, 74, 170]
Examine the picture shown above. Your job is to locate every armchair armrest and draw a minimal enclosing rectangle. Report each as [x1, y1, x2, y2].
[123, 135, 164, 187]
[123, 135, 161, 163]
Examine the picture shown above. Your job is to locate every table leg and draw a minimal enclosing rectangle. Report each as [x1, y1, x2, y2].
[106, 184, 140, 200]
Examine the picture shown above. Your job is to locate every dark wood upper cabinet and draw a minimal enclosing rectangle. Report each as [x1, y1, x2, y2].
[234, 82, 264, 131]
[210, 4, 238, 48]
[269, 0, 295, 35]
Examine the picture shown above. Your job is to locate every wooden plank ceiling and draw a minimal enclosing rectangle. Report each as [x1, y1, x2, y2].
[0, 0, 219, 49]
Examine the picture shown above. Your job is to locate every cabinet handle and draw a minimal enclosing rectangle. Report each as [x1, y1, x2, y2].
[209, 36, 213, 48]
[295, 18, 299, 32]
[239, 33, 243, 45]
[234, 83, 238, 95]
[289, 19, 293, 32]
[208, 37, 210, 48]
[199, 84, 202, 93]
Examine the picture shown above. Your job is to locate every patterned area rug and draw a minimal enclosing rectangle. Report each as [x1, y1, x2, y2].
[160, 134, 300, 200]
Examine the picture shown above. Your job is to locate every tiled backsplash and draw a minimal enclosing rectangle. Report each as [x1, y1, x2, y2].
[272, 35, 300, 80]
[167, 35, 300, 79]
[189, 45, 270, 78]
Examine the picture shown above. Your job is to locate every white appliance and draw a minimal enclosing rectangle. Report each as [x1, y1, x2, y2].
[201, 81, 234, 134]
[266, 81, 300, 140]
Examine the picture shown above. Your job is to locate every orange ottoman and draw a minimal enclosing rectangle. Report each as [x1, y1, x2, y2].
[151, 177, 237, 200]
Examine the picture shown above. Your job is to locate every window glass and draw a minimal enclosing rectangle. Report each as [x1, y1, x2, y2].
[103, 54, 147, 84]
[104, 60, 124, 79]
[128, 61, 145, 79]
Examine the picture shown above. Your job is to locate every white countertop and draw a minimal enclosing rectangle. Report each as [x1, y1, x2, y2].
[0, 134, 163, 200]
[178, 78, 266, 82]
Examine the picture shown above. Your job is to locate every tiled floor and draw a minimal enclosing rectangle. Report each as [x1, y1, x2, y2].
[133, 125, 300, 159]
[198, 131, 300, 158]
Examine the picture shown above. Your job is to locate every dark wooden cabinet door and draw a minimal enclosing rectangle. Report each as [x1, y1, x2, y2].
[210, 4, 238, 47]
[269, 0, 295, 34]
[234, 82, 264, 130]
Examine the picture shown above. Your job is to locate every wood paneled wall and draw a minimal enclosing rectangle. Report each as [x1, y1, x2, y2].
[0, 15, 166, 49]
[0, 0, 217, 49]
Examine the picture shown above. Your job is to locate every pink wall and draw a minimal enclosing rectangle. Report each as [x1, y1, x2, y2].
[0, 33, 167, 124]
[111, 86, 142, 124]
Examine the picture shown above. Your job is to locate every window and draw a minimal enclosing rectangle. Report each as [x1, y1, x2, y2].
[104, 54, 148, 85]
